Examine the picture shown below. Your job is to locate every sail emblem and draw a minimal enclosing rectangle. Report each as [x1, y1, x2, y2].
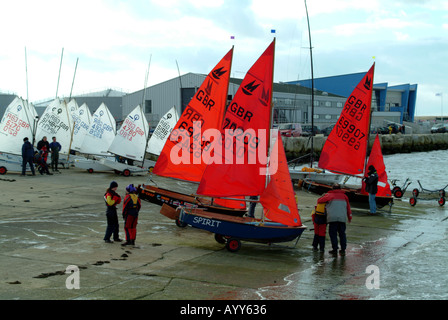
[259, 87, 270, 107]
[205, 79, 213, 96]
[364, 76, 372, 90]
[211, 67, 227, 80]
[242, 80, 260, 96]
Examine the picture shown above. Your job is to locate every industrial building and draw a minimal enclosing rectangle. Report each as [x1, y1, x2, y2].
[1, 71, 418, 133]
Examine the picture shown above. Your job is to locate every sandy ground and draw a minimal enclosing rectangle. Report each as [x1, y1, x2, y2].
[0, 166, 436, 300]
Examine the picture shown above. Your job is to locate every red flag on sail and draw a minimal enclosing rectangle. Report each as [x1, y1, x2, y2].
[361, 134, 392, 197]
[318, 63, 375, 175]
[153, 48, 233, 182]
[260, 131, 301, 226]
[197, 40, 275, 197]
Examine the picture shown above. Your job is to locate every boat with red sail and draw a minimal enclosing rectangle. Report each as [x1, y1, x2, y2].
[302, 63, 393, 210]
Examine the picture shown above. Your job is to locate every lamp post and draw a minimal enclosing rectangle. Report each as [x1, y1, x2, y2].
[436, 93, 443, 121]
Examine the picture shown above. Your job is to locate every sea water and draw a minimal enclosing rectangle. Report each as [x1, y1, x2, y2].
[373, 149, 448, 299]
[253, 149, 448, 300]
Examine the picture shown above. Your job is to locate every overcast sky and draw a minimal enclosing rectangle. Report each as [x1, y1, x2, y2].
[0, 0, 447, 116]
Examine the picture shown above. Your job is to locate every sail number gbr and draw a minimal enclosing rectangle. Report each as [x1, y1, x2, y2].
[335, 115, 366, 150]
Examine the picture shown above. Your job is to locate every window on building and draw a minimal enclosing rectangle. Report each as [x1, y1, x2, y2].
[313, 114, 319, 119]
[145, 100, 152, 113]
[325, 114, 332, 120]
[337, 102, 343, 108]
[325, 101, 331, 107]
[314, 100, 320, 107]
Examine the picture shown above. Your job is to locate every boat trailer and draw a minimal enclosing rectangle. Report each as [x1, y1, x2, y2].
[409, 180, 446, 207]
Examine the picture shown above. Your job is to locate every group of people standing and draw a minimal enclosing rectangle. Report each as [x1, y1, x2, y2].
[21, 136, 62, 176]
[311, 165, 379, 256]
[104, 181, 142, 246]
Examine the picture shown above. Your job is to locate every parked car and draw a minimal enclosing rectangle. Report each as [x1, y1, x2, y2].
[279, 123, 302, 137]
[301, 124, 321, 136]
[430, 123, 448, 133]
[321, 124, 335, 136]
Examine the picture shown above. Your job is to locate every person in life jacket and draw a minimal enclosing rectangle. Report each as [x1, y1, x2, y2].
[317, 183, 352, 256]
[121, 184, 141, 246]
[311, 202, 327, 252]
[103, 181, 122, 243]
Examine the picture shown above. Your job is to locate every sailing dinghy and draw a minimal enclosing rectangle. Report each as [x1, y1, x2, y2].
[146, 106, 179, 157]
[74, 102, 117, 173]
[302, 63, 393, 209]
[101, 105, 155, 176]
[0, 97, 38, 174]
[177, 40, 306, 252]
[138, 47, 247, 216]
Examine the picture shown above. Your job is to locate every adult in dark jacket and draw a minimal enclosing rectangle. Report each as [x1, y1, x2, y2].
[103, 181, 122, 243]
[363, 165, 379, 214]
[317, 184, 352, 256]
[21, 137, 35, 176]
[49, 136, 62, 172]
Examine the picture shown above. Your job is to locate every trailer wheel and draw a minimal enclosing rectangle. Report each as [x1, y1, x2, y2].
[225, 238, 241, 252]
[87, 168, 94, 174]
[214, 234, 226, 244]
[175, 219, 187, 228]
[412, 188, 419, 197]
[410, 197, 417, 206]
[438, 197, 445, 206]
[123, 169, 131, 177]
[393, 187, 403, 198]
[0, 166, 7, 175]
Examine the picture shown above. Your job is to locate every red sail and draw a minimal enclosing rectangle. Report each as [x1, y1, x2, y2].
[361, 134, 392, 197]
[152, 48, 233, 182]
[260, 132, 301, 226]
[318, 63, 375, 175]
[197, 40, 275, 197]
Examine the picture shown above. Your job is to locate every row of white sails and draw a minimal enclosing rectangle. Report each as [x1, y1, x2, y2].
[0, 96, 179, 174]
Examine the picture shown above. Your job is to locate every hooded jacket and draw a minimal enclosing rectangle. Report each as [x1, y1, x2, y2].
[364, 171, 379, 195]
[317, 189, 352, 223]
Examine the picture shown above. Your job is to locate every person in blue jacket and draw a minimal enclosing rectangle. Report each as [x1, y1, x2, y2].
[49, 136, 62, 172]
[21, 137, 35, 176]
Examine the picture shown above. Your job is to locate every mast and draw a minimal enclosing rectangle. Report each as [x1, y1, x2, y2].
[25, 47, 29, 102]
[142, 56, 152, 168]
[69, 57, 79, 100]
[363, 63, 376, 176]
[304, 0, 315, 167]
[56, 48, 64, 98]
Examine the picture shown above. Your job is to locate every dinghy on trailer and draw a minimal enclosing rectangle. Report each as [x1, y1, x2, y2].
[102, 105, 155, 176]
[177, 40, 306, 252]
[74, 102, 117, 173]
[0, 97, 39, 174]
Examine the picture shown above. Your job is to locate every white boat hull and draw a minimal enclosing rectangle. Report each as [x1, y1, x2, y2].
[98, 158, 156, 176]
[0, 153, 31, 174]
[289, 167, 345, 185]
[74, 157, 114, 173]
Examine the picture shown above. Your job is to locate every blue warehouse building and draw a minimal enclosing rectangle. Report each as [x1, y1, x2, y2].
[289, 72, 418, 124]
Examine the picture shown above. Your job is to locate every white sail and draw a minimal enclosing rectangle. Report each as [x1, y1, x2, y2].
[107, 105, 149, 161]
[146, 106, 179, 156]
[71, 103, 92, 152]
[67, 99, 79, 118]
[0, 97, 36, 155]
[79, 103, 116, 156]
[35, 99, 74, 155]
[25, 100, 39, 139]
